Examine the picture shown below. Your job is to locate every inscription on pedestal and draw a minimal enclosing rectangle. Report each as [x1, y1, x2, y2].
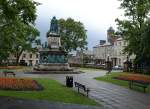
[48, 37, 60, 49]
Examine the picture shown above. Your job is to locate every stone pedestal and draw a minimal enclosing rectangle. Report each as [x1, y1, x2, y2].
[34, 63, 72, 71]
[47, 33, 61, 49]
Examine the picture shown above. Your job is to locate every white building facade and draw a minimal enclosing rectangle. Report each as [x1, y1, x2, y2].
[113, 38, 127, 66]
[93, 37, 133, 67]
[8, 51, 40, 66]
[93, 42, 114, 65]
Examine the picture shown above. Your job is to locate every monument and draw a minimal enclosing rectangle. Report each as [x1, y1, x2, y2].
[34, 16, 72, 71]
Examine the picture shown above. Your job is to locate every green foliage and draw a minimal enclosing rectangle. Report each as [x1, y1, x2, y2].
[0, 0, 40, 64]
[95, 72, 129, 87]
[58, 18, 87, 52]
[116, 0, 150, 65]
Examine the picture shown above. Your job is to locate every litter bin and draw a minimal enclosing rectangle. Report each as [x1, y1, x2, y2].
[66, 76, 73, 87]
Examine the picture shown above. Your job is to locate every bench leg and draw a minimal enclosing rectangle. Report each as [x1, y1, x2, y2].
[4, 73, 7, 77]
[143, 87, 146, 93]
[129, 81, 134, 89]
[87, 91, 89, 97]
[129, 81, 131, 89]
[78, 87, 79, 93]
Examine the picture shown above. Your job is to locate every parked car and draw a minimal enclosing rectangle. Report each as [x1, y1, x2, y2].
[113, 65, 123, 70]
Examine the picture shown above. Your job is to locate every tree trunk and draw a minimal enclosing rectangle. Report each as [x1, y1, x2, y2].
[16, 49, 23, 66]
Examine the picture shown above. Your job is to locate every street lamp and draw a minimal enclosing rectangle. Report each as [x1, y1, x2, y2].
[107, 54, 110, 62]
[106, 54, 112, 74]
[123, 55, 131, 72]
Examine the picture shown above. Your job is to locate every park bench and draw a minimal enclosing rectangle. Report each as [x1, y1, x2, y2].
[114, 77, 150, 93]
[74, 82, 90, 97]
[128, 80, 149, 93]
[3, 70, 16, 77]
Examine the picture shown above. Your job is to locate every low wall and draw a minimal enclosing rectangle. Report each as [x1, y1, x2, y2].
[69, 63, 105, 69]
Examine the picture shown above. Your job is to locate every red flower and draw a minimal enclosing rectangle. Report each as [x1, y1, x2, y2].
[0, 78, 40, 91]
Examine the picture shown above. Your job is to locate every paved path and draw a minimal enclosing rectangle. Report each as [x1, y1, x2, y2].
[36, 70, 150, 109]
[1, 69, 150, 109]
[0, 96, 101, 109]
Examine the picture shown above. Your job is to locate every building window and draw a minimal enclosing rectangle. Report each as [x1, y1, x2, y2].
[30, 54, 32, 58]
[29, 60, 32, 66]
[124, 41, 126, 46]
[119, 42, 121, 46]
[36, 54, 39, 58]
[36, 60, 38, 64]
[23, 53, 26, 58]
[120, 51, 122, 55]
[119, 59, 121, 65]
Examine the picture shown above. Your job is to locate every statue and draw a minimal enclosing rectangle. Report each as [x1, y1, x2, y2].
[50, 16, 59, 34]
[34, 16, 71, 71]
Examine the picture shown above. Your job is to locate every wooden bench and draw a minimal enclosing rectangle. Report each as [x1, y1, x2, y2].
[114, 77, 149, 93]
[74, 82, 90, 97]
[129, 80, 149, 93]
[3, 71, 16, 77]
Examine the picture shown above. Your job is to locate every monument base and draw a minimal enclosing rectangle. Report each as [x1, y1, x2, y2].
[33, 63, 72, 71]
[26, 70, 82, 74]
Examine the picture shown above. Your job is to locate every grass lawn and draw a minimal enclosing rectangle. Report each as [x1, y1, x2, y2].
[95, 72, 150, 93]
[78, 67, 102, 71]
[0, 78, 99, 106]
[0, 66, 33, 72]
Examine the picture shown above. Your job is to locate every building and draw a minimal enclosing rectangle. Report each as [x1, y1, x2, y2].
[8, 51, 40, 66]
[93, 42, 114, 65]
[113, 37, 127, 66]
[93, 27, 135, 67]
[68, 50, 94, 65]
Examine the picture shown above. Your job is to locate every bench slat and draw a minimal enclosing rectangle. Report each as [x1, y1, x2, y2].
[74, 82, 90, 97]
[3, 71, 15, 77]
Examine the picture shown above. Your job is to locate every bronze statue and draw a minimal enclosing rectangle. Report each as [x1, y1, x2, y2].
[50, 16, 59, 34]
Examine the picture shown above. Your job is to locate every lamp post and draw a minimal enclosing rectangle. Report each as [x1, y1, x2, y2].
[107, 54, 110, 62]
[123, 55, 131, 72]
[106, 54, 112, 74]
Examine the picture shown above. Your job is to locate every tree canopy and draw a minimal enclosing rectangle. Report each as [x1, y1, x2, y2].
[0, 0, 40, 65]
[58, 18, 87, 52]
[116, 0, 150, 67]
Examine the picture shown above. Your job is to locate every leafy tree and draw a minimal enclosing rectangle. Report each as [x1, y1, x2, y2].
[58, 18, 87, 52]
[0, 0, 40, 65]
[11, 24, 39, 65]
[116, 0, 150, 71]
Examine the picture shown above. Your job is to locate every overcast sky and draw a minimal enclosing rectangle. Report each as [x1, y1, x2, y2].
[34, 0, 123, 49]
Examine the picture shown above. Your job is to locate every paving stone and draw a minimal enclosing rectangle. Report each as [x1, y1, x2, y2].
[0, 97, 102, 109]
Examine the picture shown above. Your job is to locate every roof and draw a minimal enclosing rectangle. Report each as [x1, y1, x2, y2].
[116, 37, 123, 41]
[93, 41, 112, 48]
[83, 50, 93, 55]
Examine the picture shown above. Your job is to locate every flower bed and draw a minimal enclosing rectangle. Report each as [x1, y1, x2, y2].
[0, 78, 43, 91]
[0, 66, 22, 70]
[116, 74, 150, 83]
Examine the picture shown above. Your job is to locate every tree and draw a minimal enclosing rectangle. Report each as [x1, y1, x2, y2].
[0, 0, 40, 65]
[58, 18, 87, 52]
[11, 24, 39, 65]
[116, 0, 150, 72]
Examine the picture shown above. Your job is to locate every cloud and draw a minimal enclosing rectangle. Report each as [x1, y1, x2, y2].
[34, 0, 123, 49]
